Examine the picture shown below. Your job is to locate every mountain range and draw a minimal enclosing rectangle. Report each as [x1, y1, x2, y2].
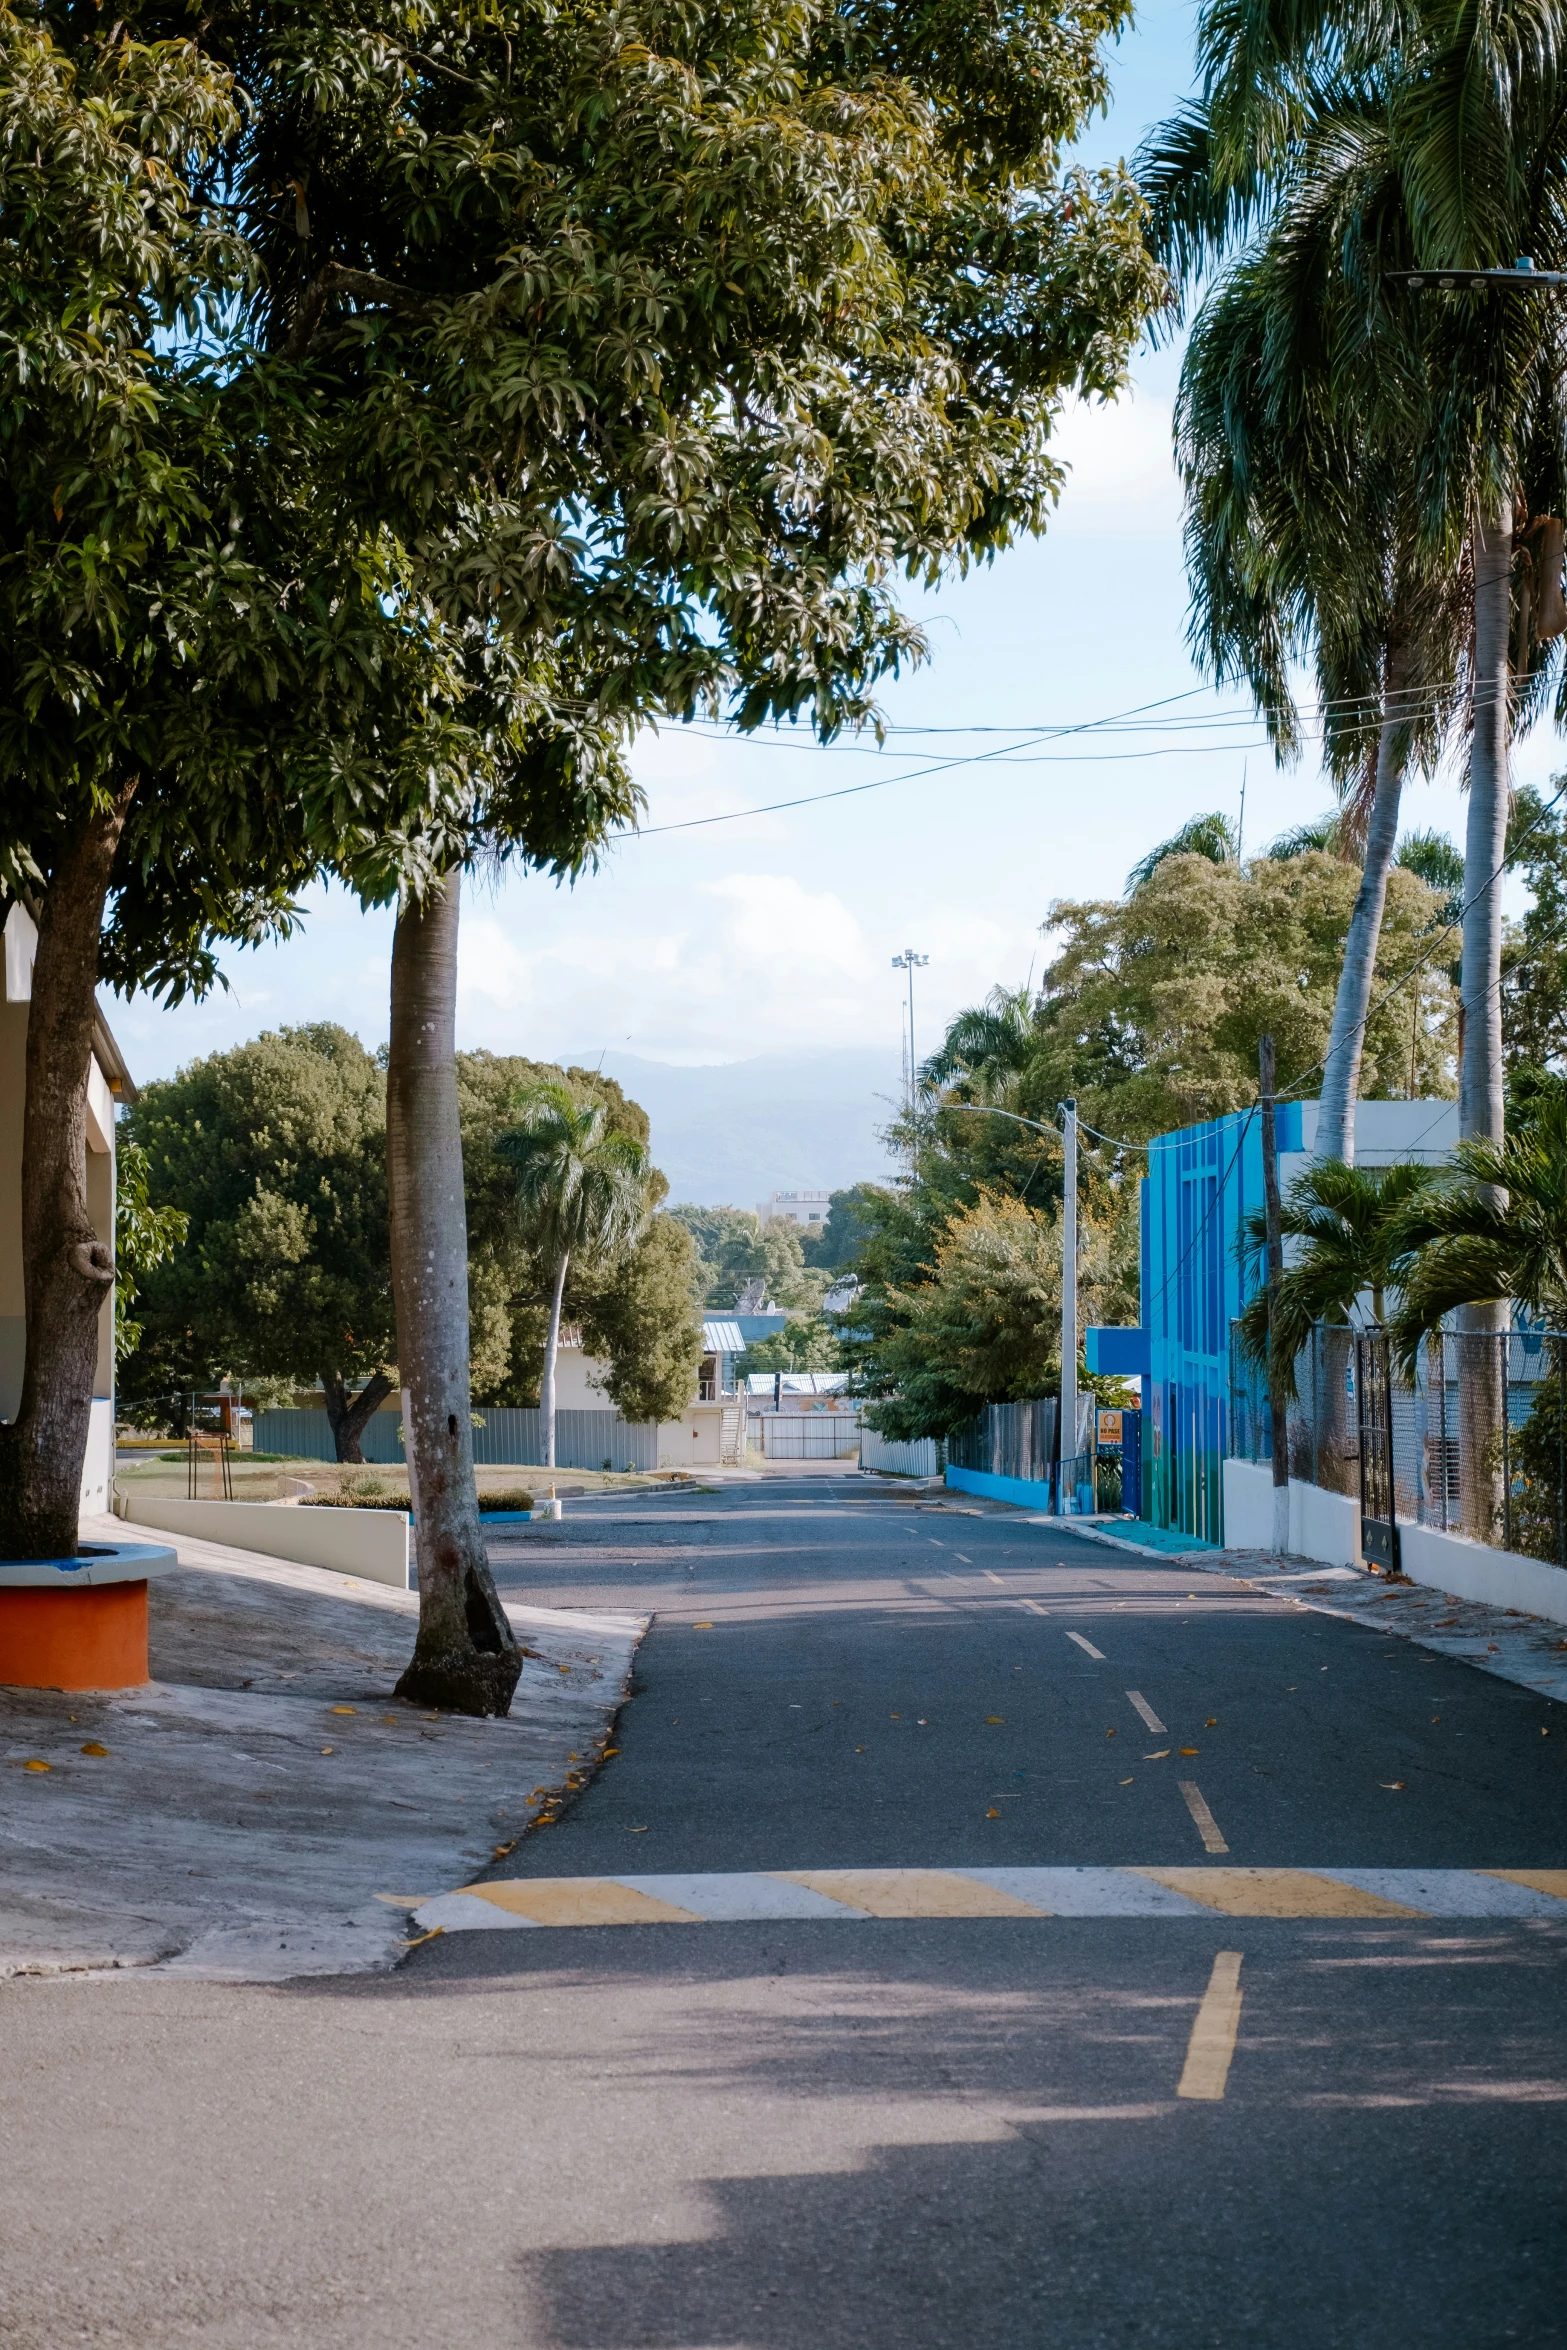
[563, 1048, 902, 1208]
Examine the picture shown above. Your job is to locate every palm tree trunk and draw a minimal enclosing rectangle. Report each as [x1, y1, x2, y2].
[385, 870, 520, 1714]
[1458, 512, 1513, 1542]
[541, 1252, 569, 1470]
[0, 786, 134, 1560]
[1315, 645, 1411, 1165]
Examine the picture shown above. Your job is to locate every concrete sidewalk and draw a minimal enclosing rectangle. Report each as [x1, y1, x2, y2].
[0, 1513, 645, 1981]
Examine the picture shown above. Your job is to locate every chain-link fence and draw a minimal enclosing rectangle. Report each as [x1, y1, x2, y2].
[1229, 1320, 1567, 1563]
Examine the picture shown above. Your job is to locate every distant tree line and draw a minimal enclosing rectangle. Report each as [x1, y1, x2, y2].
[120, 1026, 704, 1456]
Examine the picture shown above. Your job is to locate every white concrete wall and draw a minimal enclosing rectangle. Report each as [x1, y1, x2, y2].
[122, 1496, 410, 1588]
[1222, 1458, 1362, 1566]
[1399, 1522, 1567, 1627]
[1223, 1458, 1567, 1624]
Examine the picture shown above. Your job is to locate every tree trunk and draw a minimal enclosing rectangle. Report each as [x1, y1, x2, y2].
[1458, 511, 1513, 1540]
[540, 1253, 569, 1471]
[321, 1367, 395, 1465]
[1314, 646, 1412, 1164]
[0, 789, 134, 1560]
[385, 871, 520, 1715]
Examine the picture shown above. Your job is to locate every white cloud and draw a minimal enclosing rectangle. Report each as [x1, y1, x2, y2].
[1048, 385, 1181, 534]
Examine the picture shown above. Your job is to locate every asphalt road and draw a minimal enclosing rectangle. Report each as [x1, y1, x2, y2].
[6, 1474, 1566, 2349]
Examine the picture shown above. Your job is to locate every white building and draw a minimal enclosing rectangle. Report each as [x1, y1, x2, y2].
[758, 1189, 832, 1229]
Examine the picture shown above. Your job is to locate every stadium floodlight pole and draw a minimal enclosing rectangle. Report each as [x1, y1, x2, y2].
[891, 949, 929, 1144]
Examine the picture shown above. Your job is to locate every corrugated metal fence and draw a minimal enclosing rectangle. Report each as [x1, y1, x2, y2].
[255, 1406, 658, 1473]
[860, 1429, 942, 1478]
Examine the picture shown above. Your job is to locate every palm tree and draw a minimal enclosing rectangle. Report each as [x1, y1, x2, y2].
[1125, 813, 1238, 892]
[496, 1082, 651, 1468]
[1394, 1092, 1567, 1347]
[1237, 1158, 1438, 1486]
[1240, 1159, 1441, 1373]
[1145, 0, 1567, 1175]
[919, 985, 1038, 1100]
[1156, 123, 1465, 1170]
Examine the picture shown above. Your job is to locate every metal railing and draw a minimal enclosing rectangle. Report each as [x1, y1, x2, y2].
[1229, 1320, 1567, 1563]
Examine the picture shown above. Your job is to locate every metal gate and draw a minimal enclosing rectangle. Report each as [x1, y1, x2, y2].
[1355, 1331, 1401, 1571]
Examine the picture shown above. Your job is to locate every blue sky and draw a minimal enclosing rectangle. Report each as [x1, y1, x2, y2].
[111, 3, 1554, 1097]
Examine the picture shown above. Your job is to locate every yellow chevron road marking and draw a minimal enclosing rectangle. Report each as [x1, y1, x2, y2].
[1482, 1869, 1567, 1900]
[463, 1879, 705, 1926]
[1134, 1868, 1424, 1918]
[777, 1869, 1049, 1919]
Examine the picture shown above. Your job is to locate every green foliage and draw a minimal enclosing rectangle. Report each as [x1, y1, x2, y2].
[1503, 785, 1567, 1073]
[739, 1318, 843, 1375]
[1393, 1090, 1567, 1367]
[1397, 829, 1466, 927]
[1026, 851, 1456, 1144]
[577, 1216, 706, 1425]
[850, 1186, 1137, 1441]
[495, 1082, 651, 1280]
[459, 1053, 658, 1400]
[120, 1025, 395, 1414]
[667, 1203, 828, 1309]
[1126, 813, 1238, 893]
[1236, 1159, 1439, 1397]
[113, 1140, 189, 1367]
[799, 1184, 884, 1270]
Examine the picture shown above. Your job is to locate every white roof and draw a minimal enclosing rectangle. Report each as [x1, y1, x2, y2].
[745, 1371, 849, 1395]
[702, 1320, 745, 1355]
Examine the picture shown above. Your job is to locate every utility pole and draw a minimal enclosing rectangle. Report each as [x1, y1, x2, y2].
[1259, 1037, 1290, 1555]
[1061, 1096, 1078, 1508]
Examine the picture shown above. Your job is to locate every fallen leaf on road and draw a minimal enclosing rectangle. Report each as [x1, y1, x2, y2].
[985, 1715, 1005, 1724]
[629, 1824, 649, 1833]
[1120, 1777, 1134, 1785]
[1106, 1728, 1117, 1738]
[401, 1926, 444, 1949]
[692, 1622, 713, 1630]
[80, 1743, 108, 1757]
[603, 1746, 620, 1757]
[330, 1706, 356, 1716]
[986, 1807, 1001, 1818]
[23, 1760, 49, 1773]
[1380, 1781, 1405, 1790]
[1205, 1717, 1218, 1727]
[493, 1842, 516, 1859]
[1179, 1747, 1199, 1755]
[1487, 1644, 1500, 1653]
[1144, 1749, 1169, 1760]
[890, 1713, 901, 1720]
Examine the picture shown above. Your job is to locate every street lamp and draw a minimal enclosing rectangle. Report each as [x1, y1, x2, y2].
[891, 948, 928, 1118]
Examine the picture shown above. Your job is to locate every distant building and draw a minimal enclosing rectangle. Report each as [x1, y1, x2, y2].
[759, 1188, 832, 1228]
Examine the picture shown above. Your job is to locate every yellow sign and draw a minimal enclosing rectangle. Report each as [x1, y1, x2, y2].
[1097, 1409, 1123, 1445]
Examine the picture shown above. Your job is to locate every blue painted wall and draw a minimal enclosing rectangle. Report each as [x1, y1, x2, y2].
[1139, 1101, 1302, 1544]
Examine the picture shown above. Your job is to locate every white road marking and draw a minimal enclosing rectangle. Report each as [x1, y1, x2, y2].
[984, 1570, 1005, 1586]
[1067, 1632, 1106, 1660]
[1018, 1599, 1049, 1616]
[955, 1552, 972, 1563]
[1177, 1951, 1244, 2100]
[1126, 1690, 1166, 1733]
[1178, 1781, 1229, 1854]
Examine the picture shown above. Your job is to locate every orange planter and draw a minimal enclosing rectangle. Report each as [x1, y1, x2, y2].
[0, 1579, 150, 1690]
